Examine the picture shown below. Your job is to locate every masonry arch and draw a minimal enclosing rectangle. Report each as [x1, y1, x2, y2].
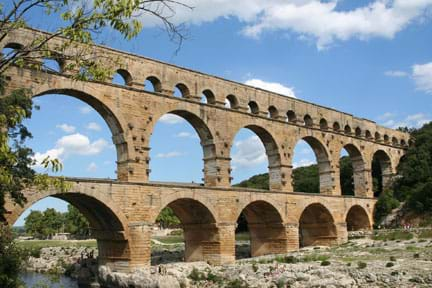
[292, 136, 333, 194]
[8, 188, 130, 266]
[149, 110, 216, 185]
[201, 89, 216, 104]
[333, 122, 341, 132]
[345, 205, 371, 231]
[112, 69, 133, 86]
[344, 125, 352, 134]
[355, 127, 362, 137]
[299, 203, 337, 247]
[152, 198, 218, 263]
[339, 144, 367, 197]
[304, 114, 313, 127]
[286, 110, 296, 123]
[372, 150, 393, 197]
[144, 76, 162, 92]
[320, 118, 328, 130]
[174, 83, 190, 98]
[268, 105, 278, 119]
[225, 94, 239, 109]
[248, 101, 259, 114]
[230, 125, 282, 190]
[235, 200, 286, 258]
[33, 89, 128, 180]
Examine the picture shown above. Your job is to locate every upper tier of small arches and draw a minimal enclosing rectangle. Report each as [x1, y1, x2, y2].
[2, 35, 410, 149]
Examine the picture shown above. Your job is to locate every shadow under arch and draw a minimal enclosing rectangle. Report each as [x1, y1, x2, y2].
[340, 144, 368, 197]
[345, 205, 371, 231]
[236, 200, 286, 258]
[151, 110, 217, 185]
[372, 149, 393, 197]
[33, 88, 129, 180]
[299, 203, 337, 247]
[231, 124, 282, 190]
[294, 136, 333, 194]
[153, 198, 219, 264]
[7, 188, 130, 267]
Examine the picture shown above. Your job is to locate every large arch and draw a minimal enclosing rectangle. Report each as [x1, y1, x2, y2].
[230, 125, 282, 190]
[6, 187, 130, 267]
[340, 144, 368, 197]
[236, 200, 287, 257]
[32, 88, 129, 180]
[345, 205, 372, 231]
[150, 110, 217, 185]
[153, 198, 219, 263]
[293, 136, 333, 194]
[372, 150, 393, 197]
[299, 203, 337, 247]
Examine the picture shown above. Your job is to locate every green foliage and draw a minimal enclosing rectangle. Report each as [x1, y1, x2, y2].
[393, 122, 432, 212]
[292, 164, 320, 193]
[24, 206, 90, 239]
[357, 261, 367, 269]
[386, 262, 394, 267]
[373, 230, 413, 241]
[321, 260, 331, 266]
[340, 156, 354, 196]
[0, 225, 25, 288]
[156, 207, 180, 229]
[373, 189, 400, 224]
[235, 173, 269, 190]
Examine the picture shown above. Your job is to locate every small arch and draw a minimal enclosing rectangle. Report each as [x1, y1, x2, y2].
[268, 106, 278, 119]
[392, 137, 398, 146]
[365, 130, 372, 139]
[2, 42, 24, 62]
[400, 139, 407, 147]
[286, 110, 297, 123]
[319, 118, 328, 130]
[355, 127, 362, 137]
[236, 201, 285, 258]
[144, 76, 162, 92]
[346, 205, 371, 231]
[42, 58, 62, 73]
[113, 69, 133, 86]
[344, 125, 352, 134]
[174, 83, 190, 98]
[201, 89, 216, 104]
[299, 203, 337, 247]
[248, 101, 259, 114]
[333, 122, 341, 131]
[225, 94, 239, 109]
[384, 134, 390, 143]
[408, 139, 415, 147]
[375, 132, 381, 142]
[153, 198, 217, 263]
[304, 114, 313, 127]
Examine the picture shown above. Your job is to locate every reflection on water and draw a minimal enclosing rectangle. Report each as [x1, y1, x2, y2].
[20, 272, 78, 288]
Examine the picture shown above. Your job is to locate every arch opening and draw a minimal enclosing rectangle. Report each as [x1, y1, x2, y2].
[286, 110, 296, 123]
[144, 76, 162, 93]
[248, 101, 259, 115]
[235, 201, 285, 259]
[320, 118, 328, 130]
[304, 115, 313, 127]
[201, 89, 216, 104]
[112, 69, 132, 86]
[152, 198, 217, 264]
[173, 83, 190, 98]
[225, 94, 239, 109]
[42, 58, 62, 73]
[333, 122, 341, 132]
[346, 205, 371, 232]
[292, 137, 332, 194]
[299, 203, 337, 247]
[268, 106, 278, 119]
[344, 125, 352, 134]
[355, 127, 362, 137]
[372, 150, 392, 197]
[231, 126, 281, 190]
[149, 110, 216, 185]
[339, 144, 366, 197]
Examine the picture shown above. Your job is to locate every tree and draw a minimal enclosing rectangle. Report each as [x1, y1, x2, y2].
[0, 225, 24, 288]
[1, 1, 189, 285]
[24, 210, 44, 238]
[64, 205, 90, 238]
[156, 207, 180, 229]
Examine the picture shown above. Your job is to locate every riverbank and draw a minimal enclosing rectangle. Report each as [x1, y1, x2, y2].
[19, 229, 432, 287]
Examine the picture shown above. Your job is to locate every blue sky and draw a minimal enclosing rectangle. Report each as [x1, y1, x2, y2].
[7, 0, 432, 226]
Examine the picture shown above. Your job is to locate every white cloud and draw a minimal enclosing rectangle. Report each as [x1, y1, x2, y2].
[79, 106, 92, 114]
[385, 70, 408, 77]
[56, 123, 76, 134]
[413, 62, 432, 94]
[231, 135, 267, 168]
[138, 0, 432, 49]
[86, 122, 102, 131]
[86, 162, 98, 172]
[159, 114, 185, 124]
[379, 112, 431, 128]
[174, 132, 199, 139]
[155, 151, 184, 158]
[33, 133, 109, 167]
[245, 79, 296, 98]
[293, 159, 315, 169]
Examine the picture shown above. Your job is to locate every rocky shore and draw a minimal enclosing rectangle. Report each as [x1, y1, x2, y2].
[24, 232, 432, 288]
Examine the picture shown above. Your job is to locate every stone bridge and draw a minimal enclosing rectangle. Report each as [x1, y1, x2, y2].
[2, 28, 410, 272]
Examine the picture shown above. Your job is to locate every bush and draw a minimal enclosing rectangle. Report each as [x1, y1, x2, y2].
[373, 189, 400, 224]
[389, 256, 396, 262]
[226, 279, 249, 288]
[357, 261, 367, 269]
[413, 253, 420, 259]
[321, 260, 331, 266]
[386, 262, 394, 267]
[0, 225, 26, 288]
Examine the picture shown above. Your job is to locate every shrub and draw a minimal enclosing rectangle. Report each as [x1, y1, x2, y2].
[188, 268, 205, 282]
[226, 279, 249, 288]
[252, 263, 258, 273]
[389, 256, 396, 262]
[386, 262, 394, 267]
[414, 253, 420, 259]
[357, 261, 367, 269]
[321, 260, 331, 266]
[283, 255, 298, 264]
[373, 189, 400, 224]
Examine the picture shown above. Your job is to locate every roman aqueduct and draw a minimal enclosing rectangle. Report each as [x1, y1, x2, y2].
[2, 28, 410, 271]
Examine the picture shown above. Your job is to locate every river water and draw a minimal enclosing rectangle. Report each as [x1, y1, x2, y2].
[20, 272, 78, 288]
